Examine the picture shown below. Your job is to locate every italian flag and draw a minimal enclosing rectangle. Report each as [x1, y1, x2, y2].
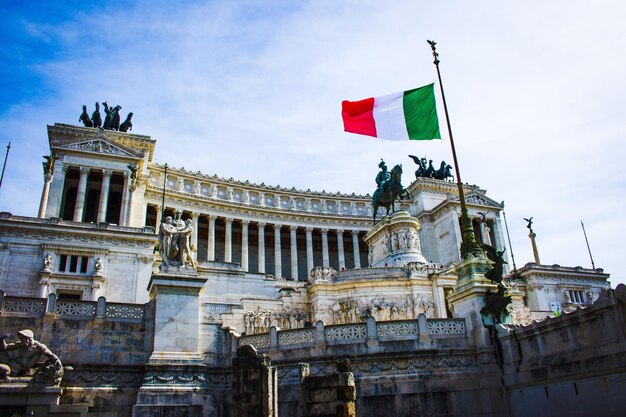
[342, 83, 441, 141]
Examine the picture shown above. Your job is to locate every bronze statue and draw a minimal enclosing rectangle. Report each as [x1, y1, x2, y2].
[524, 217, 534, 233]
[409, 155, 454, 181]
[119, 112, 133, 132]
[91, 102, 102, 128]
[0, 329, 64, 385]
[110, 105, 122, 131]
[480, 244, 511, 324]
[372, 162, 410, 224]
[483, 244, 507, 286]
[79, 105, 93, 127]
[102, 101, 112, 129]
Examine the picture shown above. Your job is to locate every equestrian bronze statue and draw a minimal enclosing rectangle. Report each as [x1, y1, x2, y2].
[372, 160, 410, 225]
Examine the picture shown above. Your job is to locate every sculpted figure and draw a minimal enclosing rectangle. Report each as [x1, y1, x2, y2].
[94, 257, 103, 275]
[42, 253, 52, 271]
[159, 216, 175, 266]
[524, 217, 534, 234]
[102, 102, 112, 129]
[375, 159, 391, 189]
[178, 219, 197, 268]
[0, 330, 63, 385]
[79, 105, 93, 127]
[91, 102, 102, 128]
[398, 230, 407, 249]
[391, 233, 398, 252]
[119, 112, 133, 132]
[110, 105, 122, 131]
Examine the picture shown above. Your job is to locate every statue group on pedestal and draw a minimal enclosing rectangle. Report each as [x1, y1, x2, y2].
[408, 155, 454, 181]
[372, 159, 410, 224]
[158, 211, 197, 269]
[79, 102, 133, 132]
[0, 329, 64, 386]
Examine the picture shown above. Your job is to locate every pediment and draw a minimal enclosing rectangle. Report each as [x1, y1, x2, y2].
[463, 193, 502, 208]
[54, 136, 142, 159]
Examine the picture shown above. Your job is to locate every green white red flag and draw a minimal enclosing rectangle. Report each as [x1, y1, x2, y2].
[342, 83, 441, 141]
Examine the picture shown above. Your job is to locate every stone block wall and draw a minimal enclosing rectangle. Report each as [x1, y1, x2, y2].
[232, 345, 278, 417]
[497, 284, 626, 417]
[300, 362, 356, 417]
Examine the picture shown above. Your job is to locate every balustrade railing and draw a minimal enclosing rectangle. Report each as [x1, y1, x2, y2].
[239, 316, 466, 352]
[0, 291, 145, 323]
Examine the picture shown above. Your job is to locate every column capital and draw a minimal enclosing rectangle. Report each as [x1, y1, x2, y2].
[321, 228, 329, 234]
[225, 217, 234, 224]
[102, 169, 113, 178]
[336, 229, 345, 234]
[273, 223, 283, 230]
[79, 166, 91, 175]
[257, 221, 266, 228]
[207, 214, 217, 221]
[190, 211, 200, 219]
[241, 219, 250, 226]
[352, 230, 361, 236]
[305, 226, 314, 233]
[289, 225, 298, 232]
[62, 165, 70, 174]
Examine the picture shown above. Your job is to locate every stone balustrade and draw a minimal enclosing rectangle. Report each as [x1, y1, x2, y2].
[239, 315, 466, 353]
[0, 291, 145, 323]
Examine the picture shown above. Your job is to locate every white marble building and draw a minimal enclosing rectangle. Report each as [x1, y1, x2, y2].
[0, 123, 611, 331]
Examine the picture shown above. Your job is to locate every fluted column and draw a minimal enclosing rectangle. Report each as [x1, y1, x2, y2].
[207, 215, 216, 261]
[225, 217, 233, 262]
[352, 231, 361, 269]
[73, 166, 90, 222]
[321, 228, 329, 267]
[38, 172, 53, 218]
[257, 222, 266, 273]
[290, 226, 298, 280]
[241, 220, 249, 271]
[306, 227, 314, 274]
[274, 224, 282, 278]
[97, 169, 113, 223]
[336, 229, 345, 270]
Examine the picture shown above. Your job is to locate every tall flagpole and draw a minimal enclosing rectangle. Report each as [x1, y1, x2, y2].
[0, 142, 11, 193]
[580, 220, 596, 269]
[427, 40, 483, 259]
[161, 163, 168, 222]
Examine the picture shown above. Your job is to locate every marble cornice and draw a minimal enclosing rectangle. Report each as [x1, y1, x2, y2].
[148, 163, 371, 200]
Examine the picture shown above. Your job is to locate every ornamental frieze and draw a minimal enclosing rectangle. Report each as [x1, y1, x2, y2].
[0, 228, 155, 248]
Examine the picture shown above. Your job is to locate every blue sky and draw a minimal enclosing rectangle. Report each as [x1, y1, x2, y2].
[1, 1, 625, 285]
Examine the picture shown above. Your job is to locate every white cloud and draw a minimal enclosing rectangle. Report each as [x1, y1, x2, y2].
[0, 0, 624, 285]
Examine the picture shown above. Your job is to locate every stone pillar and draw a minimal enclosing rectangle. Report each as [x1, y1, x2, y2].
[352, 231, 361, 269]
[321, 228, 329, 268]
[242, 220, 250, 271]
[73, 166, 90, 222]
[290, 226, 298, 281]
[97, 169, 113, 223]
[258, 222, 266, 273]
[45, 162, 67, 218]
[120, 171, 130, 226]
[337, 229, 345, 270]
[306, 227, 314, 274]
[225, 217, 233, 262]
[274, 224, 282, 278]
[191, 212, 199, 255]
[207, 215, 216, 261]
[125, 180, 136, 227]
[232, 345, 278, 417]
[38, 172, 53, 218]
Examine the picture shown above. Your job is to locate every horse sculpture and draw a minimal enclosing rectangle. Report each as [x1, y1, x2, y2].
[102, 102, 112, 129]
[91, 102, 102, 128]
[432, 161, 454, 181]
[79, 105, 93, 127]
[119, 112, 133, 132]
[110, 105, 122, 131]
[372, 164, 410, 225]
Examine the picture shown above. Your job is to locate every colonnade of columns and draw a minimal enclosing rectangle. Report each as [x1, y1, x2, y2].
[41, 164, 133, 226]
[151, 205, 365, 280]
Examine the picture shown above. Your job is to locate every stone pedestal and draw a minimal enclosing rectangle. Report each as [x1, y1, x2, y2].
[363, 210, 427, 267]
[147, 269, 207, 364]
[447, 256, 496, 337]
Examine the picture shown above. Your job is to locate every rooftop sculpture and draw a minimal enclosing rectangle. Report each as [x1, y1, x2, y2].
[408, 155, 454, 181]
[79, 102, 133, 132]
